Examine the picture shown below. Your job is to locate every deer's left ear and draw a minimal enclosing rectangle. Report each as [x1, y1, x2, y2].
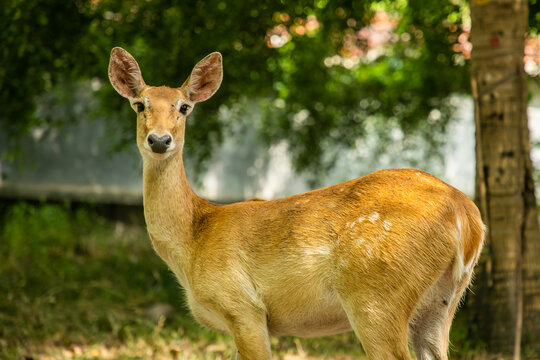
[109, 47, 146, 99]
[182, 52, 223, 103]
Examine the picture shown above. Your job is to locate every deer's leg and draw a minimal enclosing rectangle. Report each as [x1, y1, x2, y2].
[409, 294, 450, 360]
[409, 267, 472, 360]
[340, 295, 414, 360]
[226, 310, 271, 360]
[353, 313, 412, 360]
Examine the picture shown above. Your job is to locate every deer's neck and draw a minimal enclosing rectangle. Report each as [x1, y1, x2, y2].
[142, 152, 197, 255]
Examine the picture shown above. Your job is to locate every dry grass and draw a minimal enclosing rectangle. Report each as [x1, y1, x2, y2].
[17, 334, 366, 360]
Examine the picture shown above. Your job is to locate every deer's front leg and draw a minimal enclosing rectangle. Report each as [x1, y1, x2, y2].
[227, 310, 271, 360]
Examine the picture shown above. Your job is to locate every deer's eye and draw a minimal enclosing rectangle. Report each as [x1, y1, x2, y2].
[180, 103, 190, 115]
[134, 102, 145, 112]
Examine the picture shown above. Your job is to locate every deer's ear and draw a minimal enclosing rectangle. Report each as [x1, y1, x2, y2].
[108, 47, 146, 99]
[182, 52, 223, 103]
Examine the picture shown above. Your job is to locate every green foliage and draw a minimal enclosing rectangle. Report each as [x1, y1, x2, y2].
[260, 0, 470, 177]
[0, 0, 485, 178]
[529, 0, 540, 33]
[0, 0, 94, 139]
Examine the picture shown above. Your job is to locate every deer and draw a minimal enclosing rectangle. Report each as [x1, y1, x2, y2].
[108, 47, 485, 360]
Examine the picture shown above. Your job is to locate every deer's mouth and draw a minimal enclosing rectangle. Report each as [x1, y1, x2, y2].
[141, 146, 175, 161]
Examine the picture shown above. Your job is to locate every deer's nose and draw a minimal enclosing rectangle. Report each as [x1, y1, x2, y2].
[147, 133, 172, 154]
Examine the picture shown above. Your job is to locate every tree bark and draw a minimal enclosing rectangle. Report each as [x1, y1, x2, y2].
[471, 0, 540, 356]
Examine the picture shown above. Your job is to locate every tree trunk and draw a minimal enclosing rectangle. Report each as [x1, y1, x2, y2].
[470, 0, 540, 357]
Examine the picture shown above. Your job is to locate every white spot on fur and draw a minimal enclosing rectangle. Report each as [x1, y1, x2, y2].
[365, 247, 374, 257]
[453, 218, 466, 281]
[305, 246, 331, 257]
[144, 97, 150, 106]
[462, 223, 485, 275]
[346, 216, 366, 229]
[383, 220, 392, 231]
[175, 98, 183, 110]
[464, 258, 475, 274]
[356, 237, 365, 246]
[454, 217, 478, 281]
[454, 254, 466, 282]
[368, 212, 380, 222]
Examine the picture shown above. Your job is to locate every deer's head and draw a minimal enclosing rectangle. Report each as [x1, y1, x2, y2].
[108, 47, 223, 161]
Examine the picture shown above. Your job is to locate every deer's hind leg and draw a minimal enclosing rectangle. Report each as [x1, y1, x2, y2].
[409, 264, 472, 360]
[335, 251, 451, 359]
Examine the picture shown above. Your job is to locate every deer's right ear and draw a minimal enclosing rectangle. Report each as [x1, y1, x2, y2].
[182, 52, 223, 103]
[108, 47, 146, 99]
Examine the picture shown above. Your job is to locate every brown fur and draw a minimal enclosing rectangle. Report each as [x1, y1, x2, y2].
[108, 47, 485, 360]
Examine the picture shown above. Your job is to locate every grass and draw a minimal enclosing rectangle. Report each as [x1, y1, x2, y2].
[0, 201, 483, 359]
[0, 202, 366, 359]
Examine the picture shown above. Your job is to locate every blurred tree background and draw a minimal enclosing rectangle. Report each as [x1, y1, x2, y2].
[1, 0, 540, 358]
[1, 0, 479, 178]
